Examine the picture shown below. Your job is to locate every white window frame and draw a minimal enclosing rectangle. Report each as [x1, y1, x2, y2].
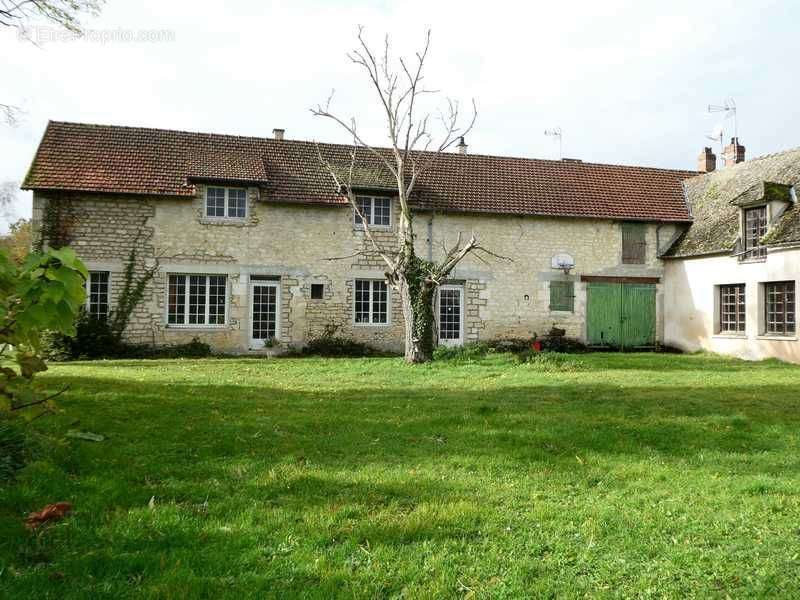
[165, 273, 229, 328]
[205, 186, 248, 220]
[85, 270, 111, 319]
[353, 195, 392, 228]
[353, 279, 391, 326]
[249, 279, 282, 348]
[437, 284, 465, 346]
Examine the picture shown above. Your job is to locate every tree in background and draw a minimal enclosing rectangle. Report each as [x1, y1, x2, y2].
[312, 28, 507, 363]
[0, 0, 104, 125]
[0, 218, 31, 264]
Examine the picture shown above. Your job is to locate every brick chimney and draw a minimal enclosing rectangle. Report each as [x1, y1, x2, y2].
[272, 128, 285, 141]
[456, 136, 468, 154]
[697, 147, 716, 173]
[723, 137, 745, 166]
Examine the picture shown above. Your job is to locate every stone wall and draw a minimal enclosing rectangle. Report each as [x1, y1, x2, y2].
[33, 186, 670, 353]
[33, 191, 158, 343]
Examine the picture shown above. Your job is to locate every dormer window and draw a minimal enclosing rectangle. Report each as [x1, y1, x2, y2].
[206, 186, 247, 219]
[742, 206, 767, 260]
[354, 195, 391, 227]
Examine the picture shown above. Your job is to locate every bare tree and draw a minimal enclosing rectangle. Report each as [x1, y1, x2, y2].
[1, 180, 17, 222]
[0, 0, 102, 34]
[1, 0, 103, 125]
[312, 27, 507, 363]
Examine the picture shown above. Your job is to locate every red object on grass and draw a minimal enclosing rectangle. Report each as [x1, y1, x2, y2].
[25, 502, 72, 529]
[532, 341, 542, 352]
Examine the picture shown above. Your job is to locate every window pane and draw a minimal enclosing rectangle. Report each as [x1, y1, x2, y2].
[765, 281, 795, 335]
[88, 271, 110, 320]
[252, 284, 277, 339]
[206, 187, 226, 217]
[168, 275, 186, 324]
[372, 281, 388, 324]
[744, 207, 767, 260]
[354, 196, 371, 226]
[208, 275, 227, 324]
[227, 189, 247, 218]
[550, 281, 574, 312]
[373, 197, 391, 226]
[188, 275, 207, 325]
[354, 279, 370, 323]
[719, 284, 745, 333]
[439, 288, 461, 339]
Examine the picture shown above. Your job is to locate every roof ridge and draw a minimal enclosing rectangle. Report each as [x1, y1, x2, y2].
[46, 120, 697, 174]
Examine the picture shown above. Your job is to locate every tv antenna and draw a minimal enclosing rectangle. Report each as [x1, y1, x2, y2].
[544, 127, 562, 160]
[708, 97, 738, 140]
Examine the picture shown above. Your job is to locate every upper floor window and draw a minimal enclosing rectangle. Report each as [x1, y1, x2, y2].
[743, 206, 767, 260]
[621, 222, 646, 264]
[354, 196, 391, 227]
[86, 271, 110, 320]
[354, 279, 389, 325]
[168, 274, 227, 326]
[206, 187, 247, 219]
[764, 281, 795, 336]
[719, 283, 745, 333]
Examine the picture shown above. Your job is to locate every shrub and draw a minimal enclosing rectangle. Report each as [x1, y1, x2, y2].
[48, 311, 123, 360]
[0, 420, 27, 483]
[539, 336, 587, 353]
[516, 351, 585, 372]
[433, 342, 492, 361]
[301, 336, 377, 357]
[125, 338, 213, 359]
[49, 322, 212, 360]
[486, 337, 535, 353]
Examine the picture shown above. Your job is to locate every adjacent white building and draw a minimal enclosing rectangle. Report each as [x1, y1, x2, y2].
[663, 143, 800, 363]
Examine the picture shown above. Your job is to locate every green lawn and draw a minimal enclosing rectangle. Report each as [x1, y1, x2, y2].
[1, 352, 800, 598]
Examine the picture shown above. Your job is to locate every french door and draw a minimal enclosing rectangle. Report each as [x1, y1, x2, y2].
[250, 280, 280, 348]
[438, 285, 464, 346]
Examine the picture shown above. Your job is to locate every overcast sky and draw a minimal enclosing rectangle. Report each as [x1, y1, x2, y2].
[2, 0, 799, 231]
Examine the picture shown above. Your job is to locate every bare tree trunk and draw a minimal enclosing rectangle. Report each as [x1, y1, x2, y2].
[397, 274, 436, 363]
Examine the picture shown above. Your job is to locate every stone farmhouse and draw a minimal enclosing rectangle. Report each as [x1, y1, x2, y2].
[21, 122, 800, 362]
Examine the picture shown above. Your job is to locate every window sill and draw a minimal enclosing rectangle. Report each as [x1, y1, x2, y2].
[756, 334, 797, 342]
[712, 333, 747, 340]
[738, 257, 767, 264]
[164, 324, 228, 330]
[200, 217, 248, 226]
[353, 322, 391, 328]
[353, 225, 392, 232]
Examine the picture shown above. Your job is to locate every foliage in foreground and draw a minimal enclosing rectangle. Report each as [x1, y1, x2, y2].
[0, 248, 87, 418]
[1, 352, 798, 597]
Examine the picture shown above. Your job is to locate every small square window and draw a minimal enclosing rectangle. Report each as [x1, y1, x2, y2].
[549, 280, 574, 312]
[310, 283, 324, 300]
[353, 196, 391, 227]
[205, 187, 247, 220]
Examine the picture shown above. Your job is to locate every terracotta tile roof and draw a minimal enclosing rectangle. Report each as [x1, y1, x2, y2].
[667, 147, 800, 257]
[23, 121, 695, 222]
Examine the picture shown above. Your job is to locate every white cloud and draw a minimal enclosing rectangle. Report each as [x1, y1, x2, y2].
[2, 0, 799, 231]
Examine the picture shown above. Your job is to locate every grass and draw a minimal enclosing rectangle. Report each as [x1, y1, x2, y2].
[1, 352, 800, 598]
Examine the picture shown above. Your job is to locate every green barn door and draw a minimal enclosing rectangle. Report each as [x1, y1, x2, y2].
[621, 284, 656, 347]
[587, 282, 622, 346]
[587, 282, 656, 348]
